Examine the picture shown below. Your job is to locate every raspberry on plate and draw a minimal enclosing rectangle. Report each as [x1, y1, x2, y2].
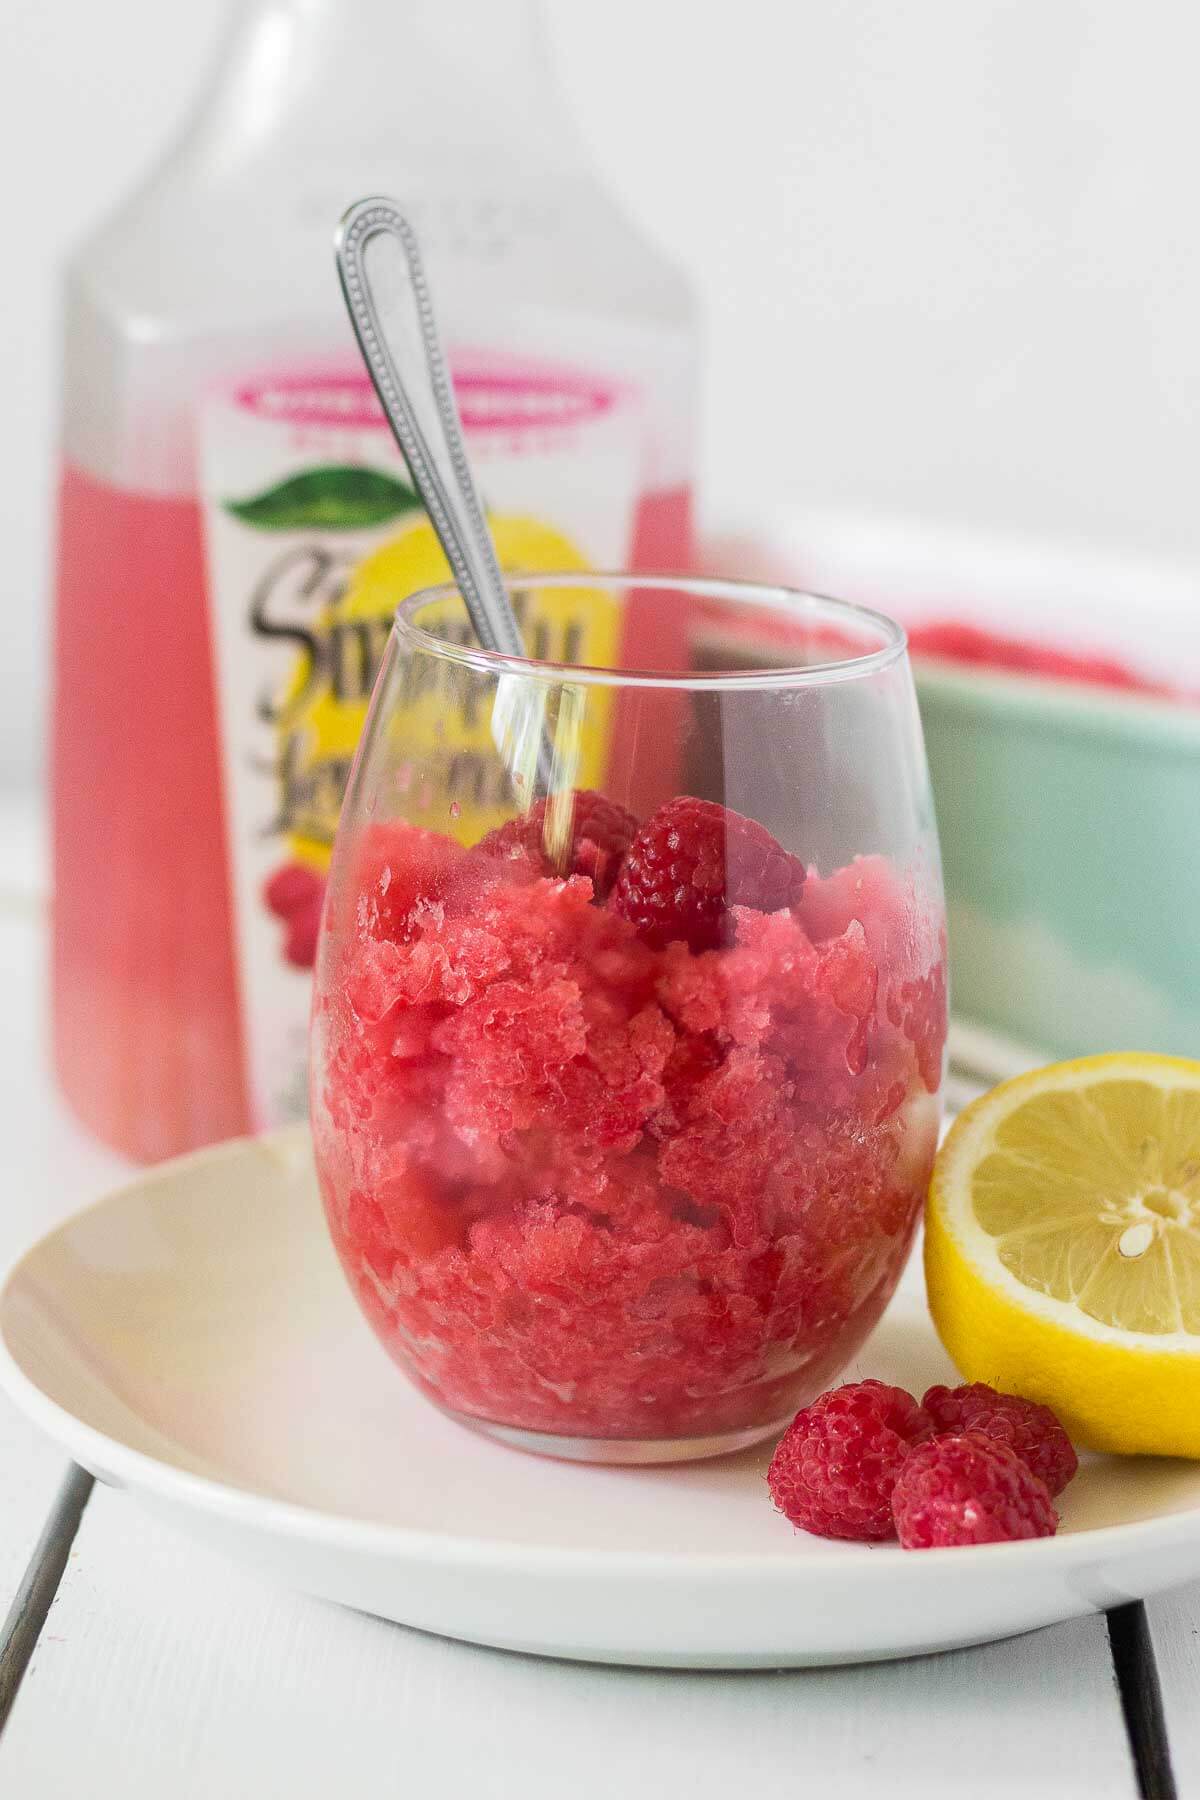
[481, 790, 637, 897]
[922, 1382, 1078, 1497]
[613, 797, 807, 952]
[892, 1432, 1058, 1548]
[767, 1380, 933, 1541]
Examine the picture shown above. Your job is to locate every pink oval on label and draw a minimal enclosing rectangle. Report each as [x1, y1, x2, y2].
[234, 374, 387, 430]
[452, 366, 618, 432]
[234, 363, 621, 433]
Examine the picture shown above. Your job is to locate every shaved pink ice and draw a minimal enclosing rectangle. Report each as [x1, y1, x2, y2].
[312, 822, 946, 1443]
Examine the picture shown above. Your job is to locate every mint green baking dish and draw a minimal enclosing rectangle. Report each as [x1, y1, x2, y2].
[703, 515, 1200, 1059]
[915, 662, 1200, 1059]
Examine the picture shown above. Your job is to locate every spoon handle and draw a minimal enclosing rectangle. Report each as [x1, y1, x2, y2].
[334, 197, 524, 659]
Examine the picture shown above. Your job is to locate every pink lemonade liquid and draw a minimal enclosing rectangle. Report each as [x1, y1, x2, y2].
[52, 468, 248, 1160]
[52, 462, 693, 1162]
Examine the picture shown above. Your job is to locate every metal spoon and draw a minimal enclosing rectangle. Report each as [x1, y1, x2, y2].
[334, 196, 526, 661]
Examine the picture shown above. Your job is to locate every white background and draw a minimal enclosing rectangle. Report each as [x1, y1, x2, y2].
[6, 0, 1200, 787]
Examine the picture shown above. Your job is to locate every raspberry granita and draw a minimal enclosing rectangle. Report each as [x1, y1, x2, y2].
[312, 797, 946, 1455]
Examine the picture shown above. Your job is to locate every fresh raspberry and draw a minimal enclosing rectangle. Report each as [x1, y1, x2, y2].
[481, 791, 638, 898]
[284, 895, 324, 969]
[613, 797, 806, 952]
[923, 1383, 1078, 1497]
[264, 861, 324, 920]
[892, 1432, 1058, 1548]
[767, 1380, 934, 1541]
[263, 862, 326, 967]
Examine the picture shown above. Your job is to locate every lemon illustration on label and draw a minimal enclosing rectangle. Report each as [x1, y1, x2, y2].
[277, 512, 618, 867]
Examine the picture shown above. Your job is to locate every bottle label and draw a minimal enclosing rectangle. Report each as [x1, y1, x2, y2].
[200, 356, 646, 1126]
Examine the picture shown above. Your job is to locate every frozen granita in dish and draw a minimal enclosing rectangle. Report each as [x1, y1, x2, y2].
[312, 790, 946, 1454]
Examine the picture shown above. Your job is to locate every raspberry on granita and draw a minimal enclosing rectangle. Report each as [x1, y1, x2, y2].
[892, 1432, 1058, 1548]
[613, 797, 807, 952]
[923, 1382, 1078, 1497]
[766, 1380, 933, 1541]
[481, 790, 638, 897]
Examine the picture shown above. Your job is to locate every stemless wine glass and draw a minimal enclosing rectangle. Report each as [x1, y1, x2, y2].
[311, 574, 947, 1464]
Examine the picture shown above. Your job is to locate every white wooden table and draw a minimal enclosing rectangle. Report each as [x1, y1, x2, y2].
[0, 803, 1192, 1799]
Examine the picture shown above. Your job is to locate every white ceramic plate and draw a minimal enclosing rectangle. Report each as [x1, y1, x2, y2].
[3, 1126, 1200, 1669]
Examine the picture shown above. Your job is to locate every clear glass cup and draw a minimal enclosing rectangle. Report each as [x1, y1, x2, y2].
[311, 574, 947, 1463]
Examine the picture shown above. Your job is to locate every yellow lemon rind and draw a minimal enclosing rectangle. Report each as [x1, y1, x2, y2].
[926, 1052, 1200, 1460]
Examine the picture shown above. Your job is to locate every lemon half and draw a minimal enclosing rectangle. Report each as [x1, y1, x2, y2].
[926, 1053, 1200, 1456]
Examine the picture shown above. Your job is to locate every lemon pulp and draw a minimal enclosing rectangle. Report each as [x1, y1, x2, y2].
[926, 1054, 1200, 1457]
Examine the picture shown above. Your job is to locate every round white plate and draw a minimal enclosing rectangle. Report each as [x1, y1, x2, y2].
[3, 1126, 1200, 1669]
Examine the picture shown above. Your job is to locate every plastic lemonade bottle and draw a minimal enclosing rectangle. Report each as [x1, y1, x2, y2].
[52, 0, 697, 1160]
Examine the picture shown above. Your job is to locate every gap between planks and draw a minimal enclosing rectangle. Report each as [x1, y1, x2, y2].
[1108, 1603, 1179, 1800]
[0, 1465, 94, 1731]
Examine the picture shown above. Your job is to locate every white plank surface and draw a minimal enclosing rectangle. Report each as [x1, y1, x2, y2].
[1145, 1582, 1200, 1792]
[0, 861, 130, 1624]
[0, 801, 129, 1268]
[0, 1486, 1135, 1799]
[0, 919, 130, 1266]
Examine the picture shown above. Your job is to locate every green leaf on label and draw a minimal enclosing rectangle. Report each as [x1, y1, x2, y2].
[223, 466, 421, 531]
